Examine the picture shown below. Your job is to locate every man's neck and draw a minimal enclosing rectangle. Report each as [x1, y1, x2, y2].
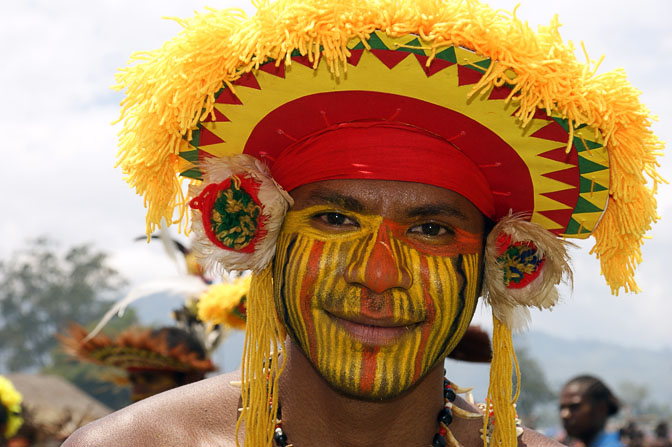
[277, 338, 446, 447]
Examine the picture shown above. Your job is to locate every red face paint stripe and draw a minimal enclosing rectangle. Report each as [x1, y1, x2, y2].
[383, 218, 482, 257]
[412, 254, 435, 383]
[298, 238, 325, 363]
[359, 346, 380, 395]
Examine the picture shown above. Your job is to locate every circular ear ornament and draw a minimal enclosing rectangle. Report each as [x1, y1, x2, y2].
[190, 176, 264, 253]
[496, 236, 545, 289]
[189, 154, 293, 273]
[484, 213, 574, 331]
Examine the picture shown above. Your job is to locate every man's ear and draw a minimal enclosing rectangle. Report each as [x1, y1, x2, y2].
[483, 213, 575, 331]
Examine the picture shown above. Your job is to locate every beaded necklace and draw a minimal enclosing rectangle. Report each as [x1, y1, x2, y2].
[271, 378, 483, 447]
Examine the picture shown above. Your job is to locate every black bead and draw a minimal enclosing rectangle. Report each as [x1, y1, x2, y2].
[438, 407, 453, 425]
[274, 428, 288, 445]
[444, 387, 457, 402]
[432, 433, 448, 447]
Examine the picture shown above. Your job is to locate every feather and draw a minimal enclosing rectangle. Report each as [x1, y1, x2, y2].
[83, 276, 209, 342]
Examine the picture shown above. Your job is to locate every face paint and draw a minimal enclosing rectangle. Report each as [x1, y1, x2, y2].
[273, 205, 482, 399]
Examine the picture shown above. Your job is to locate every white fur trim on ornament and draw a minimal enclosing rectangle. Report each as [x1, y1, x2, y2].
[189, 154, 293, 274]
[483, 213, 574, 331]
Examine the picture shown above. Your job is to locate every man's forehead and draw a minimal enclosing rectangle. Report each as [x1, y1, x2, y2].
[561, 383, 589, 401]
[290, 180, 479, 221]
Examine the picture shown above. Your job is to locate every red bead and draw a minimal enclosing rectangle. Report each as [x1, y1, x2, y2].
[440, 427, 447, 436]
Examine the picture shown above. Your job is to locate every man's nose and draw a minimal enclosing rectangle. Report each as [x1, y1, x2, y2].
[560, 407, 571, 420]
[344, 224, 412, 293]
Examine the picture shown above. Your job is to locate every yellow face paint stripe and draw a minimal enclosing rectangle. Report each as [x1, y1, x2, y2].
[287, 235, 314, 351]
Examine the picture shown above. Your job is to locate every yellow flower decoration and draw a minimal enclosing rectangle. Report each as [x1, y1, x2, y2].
[197, 276, 250, 330]
[0, 375, 23, 439]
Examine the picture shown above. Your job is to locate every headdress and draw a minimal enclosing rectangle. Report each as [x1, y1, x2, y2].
[113, 1, 663, 446]
[59, 324, 216, 380]
[0, 375, 23, 439]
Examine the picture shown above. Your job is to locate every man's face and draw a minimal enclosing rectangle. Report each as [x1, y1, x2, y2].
[273, 179, 485, 400]
[560, 382, 607, 440]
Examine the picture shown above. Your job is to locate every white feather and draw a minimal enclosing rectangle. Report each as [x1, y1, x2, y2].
[83, 276, 210, 341]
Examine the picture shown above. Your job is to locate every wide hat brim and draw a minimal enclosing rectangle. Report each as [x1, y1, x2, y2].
[115, 0, 662, 294]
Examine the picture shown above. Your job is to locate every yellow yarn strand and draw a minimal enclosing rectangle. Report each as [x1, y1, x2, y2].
[236, 266, 286, 447]
[485, 316, 520, 447]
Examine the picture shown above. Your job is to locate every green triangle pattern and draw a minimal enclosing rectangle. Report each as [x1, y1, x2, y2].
[472, 59, 491, 71]
[565, 218, 592, 235]
[179, 150, 199, 162]
[578, 155, 608, 174]
[291, 49, 302, 57]
[367, 32, 389, 50]
[573, 136, 602, 152]
[397, 38, 426, 55]
[180, 168, 203, 180]
[434, 46, 457, 63]
[579, 176, 608, 194]
[573, 196, 604, 214]
[352, 41, 367, 50]
[189, 128, 200, 147]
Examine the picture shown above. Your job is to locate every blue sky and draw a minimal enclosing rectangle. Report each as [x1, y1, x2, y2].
[1, 0, 670, 351]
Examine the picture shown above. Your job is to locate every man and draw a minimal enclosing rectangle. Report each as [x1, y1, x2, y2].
[559, 375, 622, 447]
[62, 0, 662, 446]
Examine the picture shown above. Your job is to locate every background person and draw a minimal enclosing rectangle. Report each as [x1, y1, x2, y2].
[559, 375, 622, 447]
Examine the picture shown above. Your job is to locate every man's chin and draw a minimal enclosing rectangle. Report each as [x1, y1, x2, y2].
[323, 376, 413, 402]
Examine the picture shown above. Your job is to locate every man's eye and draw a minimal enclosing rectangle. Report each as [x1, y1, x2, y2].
[408, 223, 452, 237]
[316, 212, 358, 227]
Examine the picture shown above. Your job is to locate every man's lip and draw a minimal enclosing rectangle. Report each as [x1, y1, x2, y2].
[325, 311, 422, 346]
[326, 310, 421, 327]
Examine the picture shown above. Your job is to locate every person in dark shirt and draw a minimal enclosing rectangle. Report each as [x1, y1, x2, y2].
[559, 375, 622, 447]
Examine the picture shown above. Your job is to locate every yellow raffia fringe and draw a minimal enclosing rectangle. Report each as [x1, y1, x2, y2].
[236, 266, 286, 447]
[114, 0, 663, 296]
[485, 316, 520, 447]
[0, 375, 23, 439]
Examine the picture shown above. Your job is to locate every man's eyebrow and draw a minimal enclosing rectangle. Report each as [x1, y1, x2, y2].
[405, 204, 468, 220]
[306, 189, 365, 213]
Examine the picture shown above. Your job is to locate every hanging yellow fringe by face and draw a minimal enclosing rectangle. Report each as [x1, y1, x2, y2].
[486, 317, 521, 447]
[237, 266, 286, 447]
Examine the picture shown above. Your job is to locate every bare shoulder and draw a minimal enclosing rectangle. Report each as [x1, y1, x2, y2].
[520, 428, 565, 447]
[61, 371, 242, 447]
